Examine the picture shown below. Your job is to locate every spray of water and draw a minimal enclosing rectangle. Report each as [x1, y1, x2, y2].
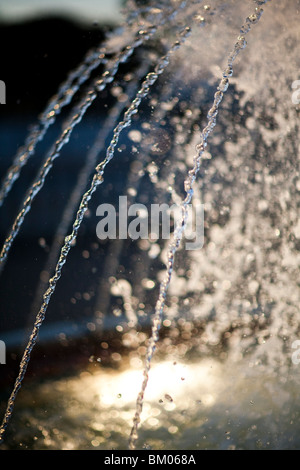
[128, 0, 270, 449]
[2, 0, 298, 451]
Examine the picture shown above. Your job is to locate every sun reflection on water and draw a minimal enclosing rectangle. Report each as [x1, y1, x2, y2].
[88, 360, 219, 409]
[2, 354, 300, 450]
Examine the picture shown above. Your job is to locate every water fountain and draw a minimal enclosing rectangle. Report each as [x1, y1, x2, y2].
[1, 0, 300, 450]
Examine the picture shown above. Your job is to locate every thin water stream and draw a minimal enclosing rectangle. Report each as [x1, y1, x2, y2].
[1, 0, 300, 450]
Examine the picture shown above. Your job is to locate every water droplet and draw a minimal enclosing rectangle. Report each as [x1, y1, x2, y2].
[164, 394, 173, 402]
[128, 129, 142, 143]
[194, 15, 205, 25]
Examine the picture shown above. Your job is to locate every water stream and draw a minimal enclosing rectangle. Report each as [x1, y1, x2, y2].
[1, 0, 300, 450]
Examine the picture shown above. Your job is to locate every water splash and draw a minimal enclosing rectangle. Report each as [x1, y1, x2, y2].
[128, 0, 269, 449]
[1, 0, 300, 451]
